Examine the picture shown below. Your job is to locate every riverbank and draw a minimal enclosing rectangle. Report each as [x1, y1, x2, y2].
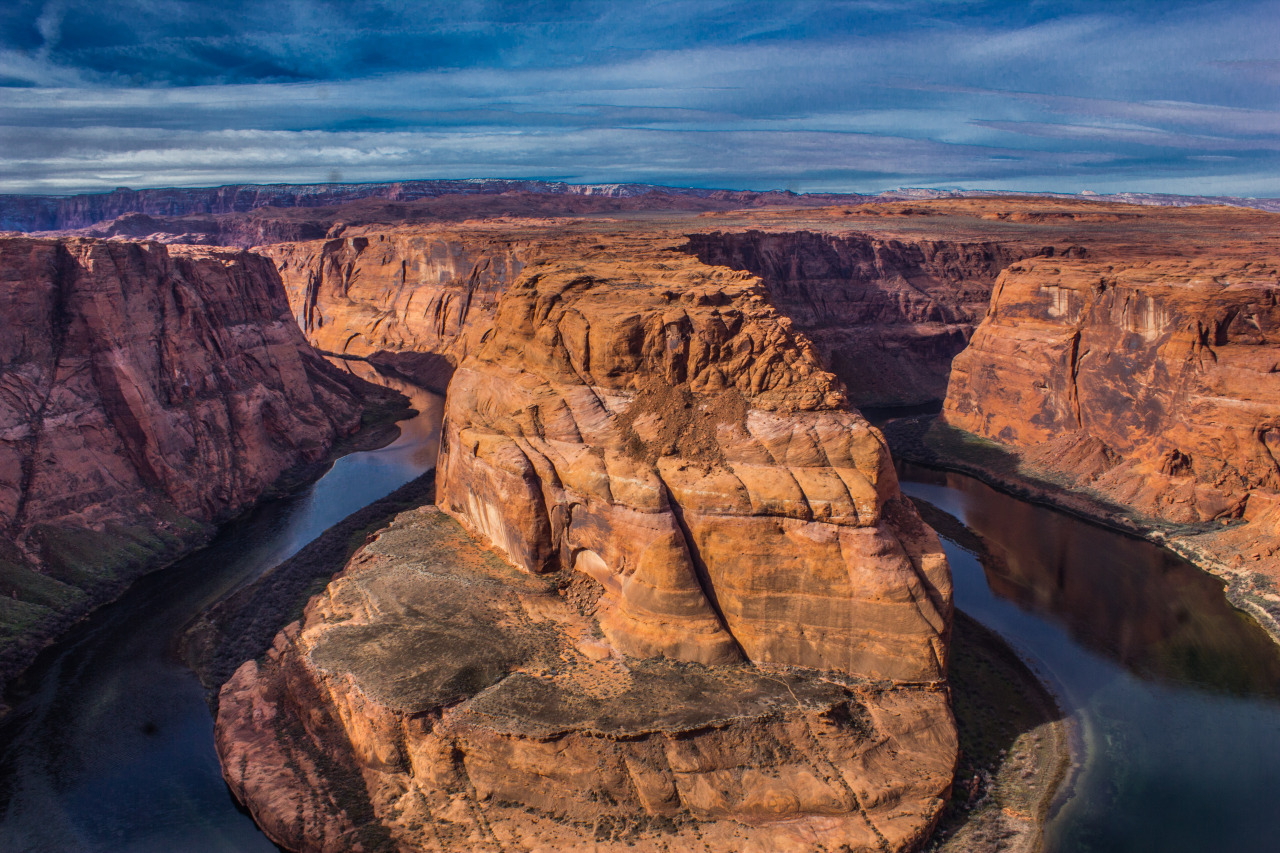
[912, 492, 1072, 853]
[181, 472, 437, 694]
[882, 416, 1280, 647]
[0, 378, 413, 718]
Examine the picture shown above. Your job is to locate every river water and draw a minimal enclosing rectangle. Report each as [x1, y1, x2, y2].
[2, 390, 1278, 852]
[898, 462, 1280, 853]
[0, 377, 443, 853]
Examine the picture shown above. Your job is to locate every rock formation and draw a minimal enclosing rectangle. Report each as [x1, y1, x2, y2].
[436, 246, 951, 679]
[219, 506, 957, 853]
[218, 241, 957, 851]
[261, 230, 535, 371]
[0, 235, 376, 685]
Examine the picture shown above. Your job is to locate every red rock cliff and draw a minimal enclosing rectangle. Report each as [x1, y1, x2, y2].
[941, 241, 1280, 606]
[262, 230, 535, 371]
[0, 236, 371, 681]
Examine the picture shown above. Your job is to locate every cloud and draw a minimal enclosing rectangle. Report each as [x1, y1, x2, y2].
[0, 0, 1277, 194]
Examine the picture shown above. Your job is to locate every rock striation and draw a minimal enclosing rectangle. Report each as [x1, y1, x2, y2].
[436, 246, 952, 680]
[941, 232, 1280, 601]
[0, 236, 375, 685]
[262, 231, 535, 373]
[945, 254, 1280, 523]
[218, 241, 957, 851]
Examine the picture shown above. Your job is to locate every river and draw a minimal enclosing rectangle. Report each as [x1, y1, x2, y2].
[0, 376, 443, 853]
[899, 462, 1280, 853]
[2, 391, 1279, 851]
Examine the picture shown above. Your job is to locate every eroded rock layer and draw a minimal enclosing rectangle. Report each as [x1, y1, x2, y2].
[0, 236, 371, 681]
[218, 506, 957, 853]
[261, 231, 535, 370]
[435, 245, 952, 682]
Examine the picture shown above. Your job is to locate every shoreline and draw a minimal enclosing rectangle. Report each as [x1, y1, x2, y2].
[880, 415, 1280, 649]
[909, 495, 1074, 853]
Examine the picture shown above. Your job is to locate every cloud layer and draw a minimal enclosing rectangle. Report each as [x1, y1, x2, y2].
[2, 1, 1278, 195]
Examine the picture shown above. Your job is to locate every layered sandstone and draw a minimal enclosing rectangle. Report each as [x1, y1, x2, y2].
[436, 246, 952, 680]
[260, 231, 535, 371]
[685, 230, 1030, 407]
[219, 505, 957, 853]
[0, 236, 374, 682]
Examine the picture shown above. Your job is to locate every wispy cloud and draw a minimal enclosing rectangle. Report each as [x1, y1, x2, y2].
[0, 0, 1278, 194]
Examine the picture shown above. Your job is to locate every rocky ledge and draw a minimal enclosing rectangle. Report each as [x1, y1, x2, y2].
[218, 506, 956, 853]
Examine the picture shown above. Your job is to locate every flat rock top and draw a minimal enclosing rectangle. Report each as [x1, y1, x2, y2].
[305, 506, 866, 736]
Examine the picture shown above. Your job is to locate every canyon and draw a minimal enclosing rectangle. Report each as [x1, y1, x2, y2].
[3, 185, 1280, 851]
[0, 235, 387, 693]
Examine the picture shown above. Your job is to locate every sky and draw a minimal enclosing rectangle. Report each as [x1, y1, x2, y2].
[1, 0, 1278, 196]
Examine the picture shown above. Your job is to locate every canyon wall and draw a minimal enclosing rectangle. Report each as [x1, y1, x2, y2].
[0, 236, 375, 683]
[942, 252, 1280, 587]
[684, 230, 1030, 407]
[261, 231, 536, 376]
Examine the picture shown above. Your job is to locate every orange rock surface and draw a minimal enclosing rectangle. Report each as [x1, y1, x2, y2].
[936, 203, 1280, 609]
[218, 229, 958, 852]
[435, 240, 952, 681]
[218, 505, 957, 853]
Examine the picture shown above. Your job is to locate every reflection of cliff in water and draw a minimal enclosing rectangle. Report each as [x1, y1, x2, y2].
[326, 356, 444, 472]
[902, 463, 1280, 698]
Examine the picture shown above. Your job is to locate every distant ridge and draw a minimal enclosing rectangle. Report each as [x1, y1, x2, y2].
[0, 179, 848, 232]
[875, 187, 1280, 212]
[2, 178, 1276, 233]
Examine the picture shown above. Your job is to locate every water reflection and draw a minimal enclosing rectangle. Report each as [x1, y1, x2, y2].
[898, 461, 1280, 853]
[0, 373, 443, 853]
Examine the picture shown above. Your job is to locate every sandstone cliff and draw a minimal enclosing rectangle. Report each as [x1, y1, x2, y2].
[684, 230, 1030, 407]
[0, 236, 375, 684]
[261, 231, 535, 373]
[436, 246, 952, 680]
[941, 241, 1280, 605]
[218, 241, 957, 851]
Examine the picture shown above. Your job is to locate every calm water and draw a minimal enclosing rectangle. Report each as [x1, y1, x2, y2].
[898, 462, 1280, 853]
[0, 375, 443, 853]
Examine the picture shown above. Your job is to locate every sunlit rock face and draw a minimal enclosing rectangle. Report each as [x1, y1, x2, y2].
[0, 235, 371, 682]
[944, 254, 1280, 526]
[436, 245, 952, 682]
[218, 506, 957, 853]
[262, 231, 535, 367]
[684, 229, 1028, 407]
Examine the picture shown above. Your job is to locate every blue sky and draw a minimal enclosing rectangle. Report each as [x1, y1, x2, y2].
[1, 0, 1278, 195]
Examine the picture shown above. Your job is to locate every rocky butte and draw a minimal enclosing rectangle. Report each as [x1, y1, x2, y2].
[217, 236, 958, 852]
[0, 235, 385, 691]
